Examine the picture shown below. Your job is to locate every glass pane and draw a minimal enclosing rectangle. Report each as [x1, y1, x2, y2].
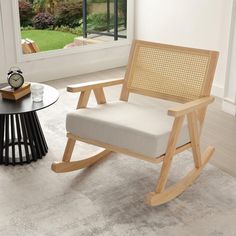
[18, 0, 127, 54]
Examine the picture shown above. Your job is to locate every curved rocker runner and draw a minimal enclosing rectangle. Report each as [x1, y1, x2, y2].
[51, 40, 219, 206]
[51, 149, 111, 173]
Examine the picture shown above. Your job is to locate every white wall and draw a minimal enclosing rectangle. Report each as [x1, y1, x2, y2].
[223, 0, 236, 115]
[135, 0, 233, 98]
[0, 3, 6, 80]
[0, 0, 132, 83]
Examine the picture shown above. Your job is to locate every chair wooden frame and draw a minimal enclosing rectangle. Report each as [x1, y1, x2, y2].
[52, 40, 219, 206]
[21, 38, 39, 54]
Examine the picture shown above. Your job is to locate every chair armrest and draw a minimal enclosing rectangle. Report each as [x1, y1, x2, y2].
[168, 96, 215, 117]
[67, 78, 124, 93]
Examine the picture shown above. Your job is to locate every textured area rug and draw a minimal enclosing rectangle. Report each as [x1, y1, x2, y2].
[0, 86, 236, 236]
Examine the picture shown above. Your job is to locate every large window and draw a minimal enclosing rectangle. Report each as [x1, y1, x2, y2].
[18, 0, 127, 54]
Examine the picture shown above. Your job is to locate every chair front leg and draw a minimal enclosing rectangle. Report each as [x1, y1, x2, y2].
[155, 116, 185, 193]
[62, 138, 76, 162]
[187, 111, 202, 168]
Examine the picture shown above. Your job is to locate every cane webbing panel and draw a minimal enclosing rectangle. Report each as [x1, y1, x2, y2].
[126, 41, 217, 102]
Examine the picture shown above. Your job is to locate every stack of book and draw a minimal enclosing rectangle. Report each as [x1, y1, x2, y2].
[0, 83, 31, 100]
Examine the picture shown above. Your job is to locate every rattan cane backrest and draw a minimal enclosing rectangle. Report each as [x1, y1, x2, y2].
[121, 40, 219, 103]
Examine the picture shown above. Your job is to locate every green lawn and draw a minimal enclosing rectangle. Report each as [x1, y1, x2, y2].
[21, 30, 77, 52]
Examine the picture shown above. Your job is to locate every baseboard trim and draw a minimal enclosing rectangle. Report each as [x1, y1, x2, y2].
[222, 99, 236, 116]
[211, 84, 224, 98]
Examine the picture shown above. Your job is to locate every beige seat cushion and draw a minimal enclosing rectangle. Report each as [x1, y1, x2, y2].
[66, 101, 190, 158]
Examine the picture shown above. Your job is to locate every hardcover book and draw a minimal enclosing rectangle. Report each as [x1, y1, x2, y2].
[0, 83, 31, 100]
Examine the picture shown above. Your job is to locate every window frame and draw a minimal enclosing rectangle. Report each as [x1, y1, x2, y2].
[0, 2, 6, 78]
[11, 0, 134, 63]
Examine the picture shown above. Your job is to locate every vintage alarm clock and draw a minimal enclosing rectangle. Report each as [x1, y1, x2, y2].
[7, 67, 24, 89]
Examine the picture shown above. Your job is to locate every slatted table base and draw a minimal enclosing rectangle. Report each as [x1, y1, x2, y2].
[0, 112, 48, 165]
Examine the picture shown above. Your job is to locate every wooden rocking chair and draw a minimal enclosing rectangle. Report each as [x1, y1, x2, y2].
[51, 40, 219, 206]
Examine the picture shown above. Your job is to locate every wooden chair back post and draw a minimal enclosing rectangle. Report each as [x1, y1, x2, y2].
[120, 40, 219, 125]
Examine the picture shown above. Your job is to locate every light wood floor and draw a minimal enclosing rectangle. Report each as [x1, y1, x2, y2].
[202, 98, 236, 177]
[45, 67, 236, 177]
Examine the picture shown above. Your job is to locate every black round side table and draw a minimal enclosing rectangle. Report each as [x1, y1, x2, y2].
[0, 84, 59, 165]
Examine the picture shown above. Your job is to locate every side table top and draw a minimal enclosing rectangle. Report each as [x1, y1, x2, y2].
[0, 84, 59, 115]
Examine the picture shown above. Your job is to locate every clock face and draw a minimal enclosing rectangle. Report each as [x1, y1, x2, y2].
[8, 73, 24, 89]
